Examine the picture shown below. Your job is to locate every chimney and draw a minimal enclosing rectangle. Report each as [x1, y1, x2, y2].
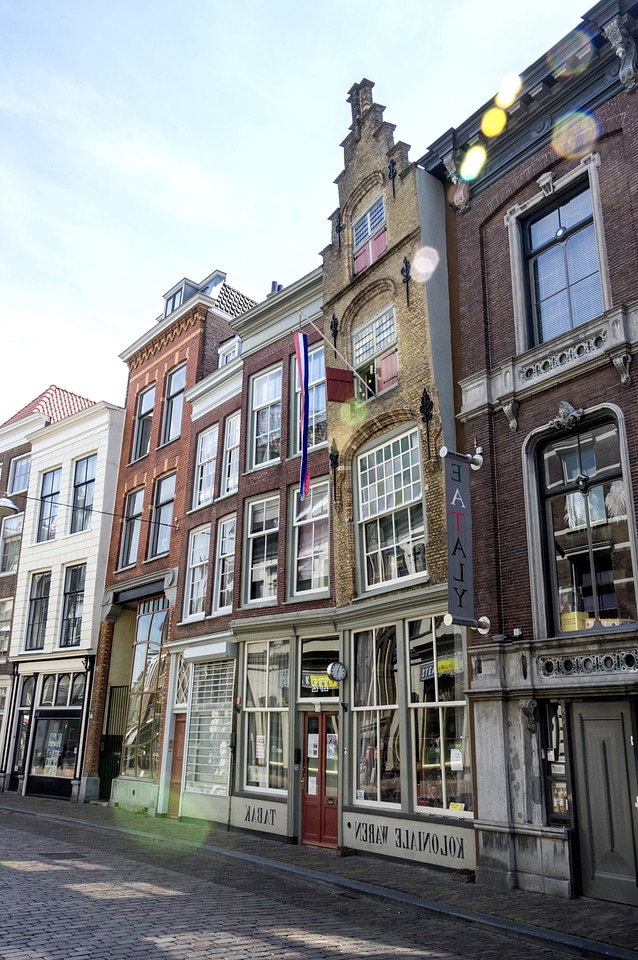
[267, 281, 283, 299]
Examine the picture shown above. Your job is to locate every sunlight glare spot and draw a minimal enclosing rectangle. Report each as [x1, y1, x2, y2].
[552, 110, 600, 159]
[412, 246, 440, 283]
[495, 73, 521, 108]
[460, 145, 487, 182]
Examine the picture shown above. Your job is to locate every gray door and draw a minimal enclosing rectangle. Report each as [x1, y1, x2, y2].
[571, 701, 638, 905]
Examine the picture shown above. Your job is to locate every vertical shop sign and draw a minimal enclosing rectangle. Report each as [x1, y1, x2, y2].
[442, 449, 475, 625]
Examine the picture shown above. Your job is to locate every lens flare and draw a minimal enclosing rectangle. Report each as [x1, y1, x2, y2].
[412, 246, 440, 283]
[340, 399, 367, 428]
[552, 110, 600, 159]
[460, 145, 487, 182]
[481, 107, 507, 138]
[547, 28, 594, 78]
[495, 73, 521, 109]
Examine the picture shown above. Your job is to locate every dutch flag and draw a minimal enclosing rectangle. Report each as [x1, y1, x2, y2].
[294, 330, 311, 500]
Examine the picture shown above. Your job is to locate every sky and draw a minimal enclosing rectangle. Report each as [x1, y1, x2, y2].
[0, 0, 592, 426]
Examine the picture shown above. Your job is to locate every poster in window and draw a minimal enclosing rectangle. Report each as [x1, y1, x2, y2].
[307, 733, 319, 758]
[256, 735, 266, 760]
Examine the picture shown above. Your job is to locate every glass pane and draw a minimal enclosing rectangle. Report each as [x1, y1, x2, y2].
[71, 673, 86, 706]
[443, 705, 473, 811]
[375, 625, 397, 706]
[379, 708, 400, 803]
[306, 715, 319, 794]
[354, 630, 374, 707]
[435, 617, 465, 702]
[269, 712, 288, 789]
[325, 714, 339, 798]
[356, 710, 378, 800]
[246, 712, 268, 788]
[30, 718, 80, 778]
[245, 643, 267, 708]
[268, 640, 289, 708]
[55, 675, 70, 706]
[530, 207, 560, 250]
[415, 708, 442, 807]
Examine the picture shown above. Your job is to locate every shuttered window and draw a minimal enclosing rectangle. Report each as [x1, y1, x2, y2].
[184, 660, 235, 795]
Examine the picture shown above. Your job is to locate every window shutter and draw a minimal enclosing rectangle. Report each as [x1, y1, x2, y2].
[355, 245, 370, 274]
[371, 227, 387, 263]
[376, 347, 398, 392]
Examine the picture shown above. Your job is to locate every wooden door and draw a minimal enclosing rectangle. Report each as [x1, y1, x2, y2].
[167, 713, 186, 818]
[571, 701, 638, 905]
[301, 712, 339, 847]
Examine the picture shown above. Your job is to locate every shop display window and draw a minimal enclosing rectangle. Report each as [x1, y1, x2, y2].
[299, 638, 340, 699]
[353, 624, 400, 804]
[30, 717, 80, 779]
[244, 639, 289, 791]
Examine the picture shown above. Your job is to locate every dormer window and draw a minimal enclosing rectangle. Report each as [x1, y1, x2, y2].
[218, 337, 241, 367]
[164, 288, 183, 317]
[353, 194, 386, 274]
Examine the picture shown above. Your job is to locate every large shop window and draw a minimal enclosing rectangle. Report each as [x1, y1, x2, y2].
[251, 367, 282, 467]
[122, 597, 169, 778]
[357, 428, 426, 590]
[353, 625, 400, 804]
[292, 481, 329, 595]
[244, 639, 289, 791]
[294, 343, 327, 450]
[540, 418, 637, 633]
[408, 617, 472, 813]
[527, 186, 603, 344]
[30, 673, 85, 779]
[353, 194, 386, 274]
[184, 660, 235, 795]
[352, 306, 397, 400]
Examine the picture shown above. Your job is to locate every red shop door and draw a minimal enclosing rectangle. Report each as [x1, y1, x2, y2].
[301, 712, 339, 847]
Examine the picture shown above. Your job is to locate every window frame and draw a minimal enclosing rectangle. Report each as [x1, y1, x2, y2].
[0, 597, 13, 654]
[37, 467, 62, 543]
[243, 638, 290, 794]
[523, 403, 638, 639]
[0, 512, 23, 575]
[218, 337, 241, 366]
[132, 384, 156, 462]
[221, 412, 240, 496]
[293, 342, 327, 452]
[60, 563, 86, 648]
[505, 153, 611, 355]
[250, 366, 282, 469]
[352, 305, 398, 400]
[25, 571, 51, 651]
[353, 193, 387, 274]
[8, 455, 30, 494]
[161, 364, 186, 446]
[213, 513, 236, 614]
[355, 426, 427, 593]
[245, 494, 280, 605]
[192, 425, 218, 509]
[70, 454, 96, 534]
[120, 488, 144, 569]
[183, 524, 211, 621]
[149, 472, 176, 558]
[290, 480, 330, 597]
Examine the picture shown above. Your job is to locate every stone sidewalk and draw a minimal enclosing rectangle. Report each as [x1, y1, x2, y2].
[0, 793, 636, 960]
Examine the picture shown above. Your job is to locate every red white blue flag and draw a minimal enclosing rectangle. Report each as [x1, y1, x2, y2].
[294, 331, 311, 500]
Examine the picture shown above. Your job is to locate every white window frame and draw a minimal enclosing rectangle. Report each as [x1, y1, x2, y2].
[221, 412, 240, 495]
[245, 495, 279, 604]
[183, 525, 210, 620]
[218, 336, 241, 366]
[162, 364, 186, 445]
[505, 152, 611, 355]
[243, 638, 290, 793]
[149, 472, 176, 558]
[250, 367, 282, 468]
[0, 512, 23, 575]
[352, 305, 397, 400]
[193, 425, 218, 509]
[0, 597, 13, 654]
[293, 343, 327, 452]
[353, 193, 385, 252]
[120, 488, 144, 568]
[132, 384, 156, 461]
[70, 454, 96, 534]
[37, 467, 61, 543]
[291, 480, 330, 597]
[8, 455, 30, 494]
[59, 563, 86, 648]
[356, 427, 427, 592]
[25, 571, 51, 651]
[213, 514, 236, 614]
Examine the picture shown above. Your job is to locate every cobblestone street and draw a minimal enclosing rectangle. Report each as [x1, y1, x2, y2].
[0, 809, 581, 960]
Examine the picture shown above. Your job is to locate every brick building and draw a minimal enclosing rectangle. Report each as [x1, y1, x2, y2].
[421, 0, 638, 903]
[85, 271, 256, 809]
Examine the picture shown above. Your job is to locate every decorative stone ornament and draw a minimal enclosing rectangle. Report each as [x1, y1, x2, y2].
[602, 16, 638, 93]
[611, 352, 632, 387]
[519, 699, 538, 734]
[548, 400, 585, 430]
[502, 400, 519, 432]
